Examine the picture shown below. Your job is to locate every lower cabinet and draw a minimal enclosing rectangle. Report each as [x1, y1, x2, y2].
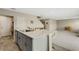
[23, 37, 32, 51]
[15, 30, 48, 51]
[15, 30, 32, 51]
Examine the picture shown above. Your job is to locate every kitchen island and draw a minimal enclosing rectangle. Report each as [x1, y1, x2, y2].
[15, 29, 49, 51]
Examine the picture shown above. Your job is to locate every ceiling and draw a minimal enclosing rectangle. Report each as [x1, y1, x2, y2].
[4, 8, 79, 20]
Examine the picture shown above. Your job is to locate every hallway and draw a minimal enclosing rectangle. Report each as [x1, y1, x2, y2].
[0, 36, 19, 51]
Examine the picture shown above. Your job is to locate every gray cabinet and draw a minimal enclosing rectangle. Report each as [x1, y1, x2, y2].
[15, 30, 32, 51]
[15, 30, 48, 51]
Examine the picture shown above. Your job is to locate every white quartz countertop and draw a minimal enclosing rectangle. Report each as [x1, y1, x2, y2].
[17, 29, 49, 38]
[53, 31, 79, 51]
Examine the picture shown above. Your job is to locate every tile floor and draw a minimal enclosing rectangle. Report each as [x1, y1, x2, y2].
[0, 36, 19, 51]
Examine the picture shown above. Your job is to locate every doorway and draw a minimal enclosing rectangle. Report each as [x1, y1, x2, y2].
[0, 16, 14, 38]
[0, 15, 19, 51]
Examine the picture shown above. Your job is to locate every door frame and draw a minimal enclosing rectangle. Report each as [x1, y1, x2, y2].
[0, 15, 14, 38]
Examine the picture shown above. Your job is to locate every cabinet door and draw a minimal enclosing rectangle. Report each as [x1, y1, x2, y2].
[15, 31, 32, 51]
[16, 31, 24, 50]
[15, 30, 19, 43]
[17, 33, 23, 49]
[23, 35, 32, 51]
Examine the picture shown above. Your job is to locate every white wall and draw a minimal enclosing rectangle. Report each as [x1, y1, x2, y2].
[49, 20, 57, 32]
[57, 19, 79, 32]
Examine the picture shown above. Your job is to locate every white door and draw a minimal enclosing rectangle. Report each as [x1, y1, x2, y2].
[0, 16, 12, 37]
